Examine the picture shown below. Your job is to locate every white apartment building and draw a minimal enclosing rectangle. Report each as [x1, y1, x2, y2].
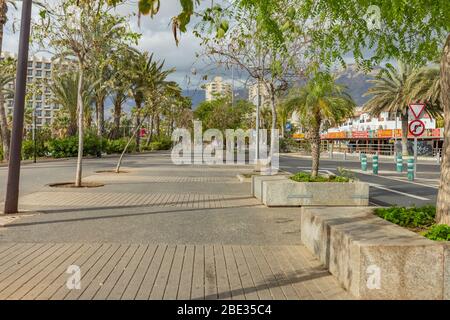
[1, 52, 63, 128]
[248, 82, 270, 108]
[204, 76, 232, 101]
[328, 107, 436, 133]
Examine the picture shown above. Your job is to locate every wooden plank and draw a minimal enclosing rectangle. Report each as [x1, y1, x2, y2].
[260, 246, 300, 300]
[204, 245, 217, 300]
[177, 245, 194, 300]
[191, 245, 205, 300]
[50, 244, 113, 300]
[232, 246, 258, 300]
[249, 246, 285, 300]
[5, 244, 84, 300]
[213, 245, 231, 300]
[64, 244, 121, 300]
[23, 244, 93, 300]
[149, 245, 176, 300]
[79, 244, 130, 300]
[121, 245, 158, 300]
[240, 246, 272, 300]
[0, 244, 58, 285]
[107, 244, 148, 300]
[222, 245, 245, 300]
[268, 246, 314, 300]
[163, 245, 186, 300]
[135, 245, 167, 300]
[0, 243, 44, 273]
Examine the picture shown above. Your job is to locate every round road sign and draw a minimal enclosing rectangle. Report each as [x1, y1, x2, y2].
[409, 119, 425, 137]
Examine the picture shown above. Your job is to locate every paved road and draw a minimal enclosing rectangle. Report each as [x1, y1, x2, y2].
[280, 154, 441, 207]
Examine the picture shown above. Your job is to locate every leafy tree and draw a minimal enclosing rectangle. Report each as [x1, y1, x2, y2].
[0, 56, 14, 161]
[363, 63, 441, 156]
[284, 73, 355, 177]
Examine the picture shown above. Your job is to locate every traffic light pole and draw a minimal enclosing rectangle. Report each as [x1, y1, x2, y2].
[3, 0, 33, 214]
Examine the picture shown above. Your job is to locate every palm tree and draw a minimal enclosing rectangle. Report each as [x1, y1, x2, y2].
[363, 62, 441, 156]
[277, 99, 296, 137]
[284, 72, 355, 177]
[129, 51, 174, 150]
[50, 71, 93, 137]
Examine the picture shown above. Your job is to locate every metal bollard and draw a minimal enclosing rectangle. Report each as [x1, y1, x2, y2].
[407, 158, 414, 181]
[396, 154, 403, 172]
[373, 154, 379, 175]
[361, 153, 367, 171]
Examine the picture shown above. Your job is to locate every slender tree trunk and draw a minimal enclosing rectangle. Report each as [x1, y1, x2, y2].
[135, 99, 141, 150]
[145, 114, 154, 146]
[96, 95, 105, 137]
[401, 111, 409, 156]
[75, 66, 84, 187]
[156, 114, 160, 137]
[269, 87, 278, 161]
[112, 94, 122, 139]
[310, 125, 321, 178]
[0, 92, 10, 161]
[436, 33, 450, 225]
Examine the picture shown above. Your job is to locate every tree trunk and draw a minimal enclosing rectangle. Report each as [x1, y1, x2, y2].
[436, 33, 450, 225]
[75, 66, 84, 187]
[135, 99, 141, 150]
[310, 125, 321, 178]
[145, 114, 154, 147]
[156, 114, 160, 137]
[112, 94, 122, 139]
[96, 95, 105, 137]
[401, 111, 409, 156]
[0, 8, 10, 161]
[0, 92, 10, 161]
[269, 87, 278, 161]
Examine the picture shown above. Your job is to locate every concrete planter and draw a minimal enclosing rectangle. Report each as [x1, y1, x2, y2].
[252, 175, 369, 207]
[301, 207, 449, 300]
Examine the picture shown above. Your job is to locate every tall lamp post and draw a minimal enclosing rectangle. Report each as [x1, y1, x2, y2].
[3, 0, 33, 214]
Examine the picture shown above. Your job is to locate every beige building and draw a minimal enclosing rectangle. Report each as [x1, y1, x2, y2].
[0, 51, 68, 128]
[248, 82, 270, 108]
[204, 76, 232, 101]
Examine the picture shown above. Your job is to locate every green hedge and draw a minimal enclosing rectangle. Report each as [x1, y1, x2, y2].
[143, 137, 172, 151]
[105, 138, 136, 154]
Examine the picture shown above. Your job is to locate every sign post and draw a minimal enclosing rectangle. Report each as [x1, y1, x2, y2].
[408, 103, 426, 178]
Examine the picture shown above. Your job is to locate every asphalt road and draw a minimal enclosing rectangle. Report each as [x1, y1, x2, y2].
[280, 154, 441, 207]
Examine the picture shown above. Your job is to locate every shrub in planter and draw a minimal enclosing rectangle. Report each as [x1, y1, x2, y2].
[290, 172, 350, 183]
[423, 224, 450, 241]
[374, 206, 436, 229]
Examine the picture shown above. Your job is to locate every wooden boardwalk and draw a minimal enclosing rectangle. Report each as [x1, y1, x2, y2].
[0, 243, 352, 300]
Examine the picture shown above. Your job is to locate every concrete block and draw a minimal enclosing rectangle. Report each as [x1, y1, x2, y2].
[301, 207, 447, 300]
[261, 178, 369, 207]
[251, 175, 288, 199]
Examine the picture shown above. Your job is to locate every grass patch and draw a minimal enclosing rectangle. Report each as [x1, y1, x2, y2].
[290, 172, 350, 183]
[374, 206, 450, 241]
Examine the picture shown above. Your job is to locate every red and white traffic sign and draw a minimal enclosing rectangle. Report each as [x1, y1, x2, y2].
[409, 119, 425, 137]
[409, 103, 426, 119]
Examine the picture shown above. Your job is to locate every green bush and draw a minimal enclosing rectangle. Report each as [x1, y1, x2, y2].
[106, 138, 136, 154]
[144, 137, 172, 151]
[374, 206, 436, 228]
[47, 134, 101, 158]
[21, 140, 49, 160]
[423, 224, 450, 241]
[279, 137, 299, 153]
[290, 171, 350, 183]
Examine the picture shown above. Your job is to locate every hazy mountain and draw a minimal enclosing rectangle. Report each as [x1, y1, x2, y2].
[335, 65, 379, 107]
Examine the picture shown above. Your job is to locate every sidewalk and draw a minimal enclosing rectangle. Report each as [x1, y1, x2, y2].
[0, 153, 352, 300]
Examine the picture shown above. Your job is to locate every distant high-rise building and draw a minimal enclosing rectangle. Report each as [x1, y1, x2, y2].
[1, 51, 72, 128]
[248, 82, 270, 108]
[203, 76, 232, 101]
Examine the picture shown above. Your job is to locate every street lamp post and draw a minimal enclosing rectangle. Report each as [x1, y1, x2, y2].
[3, 0, 33, 214]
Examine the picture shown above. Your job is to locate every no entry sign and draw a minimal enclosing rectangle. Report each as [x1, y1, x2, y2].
[409, 119, 425, 137]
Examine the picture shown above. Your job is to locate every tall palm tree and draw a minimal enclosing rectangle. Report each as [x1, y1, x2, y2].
[363, 62, 441, 156]
[129, 51, 174, 150]
[284, 72, 355, 177]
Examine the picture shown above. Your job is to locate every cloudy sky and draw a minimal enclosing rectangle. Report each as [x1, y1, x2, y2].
[2, 0, 225, 91]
